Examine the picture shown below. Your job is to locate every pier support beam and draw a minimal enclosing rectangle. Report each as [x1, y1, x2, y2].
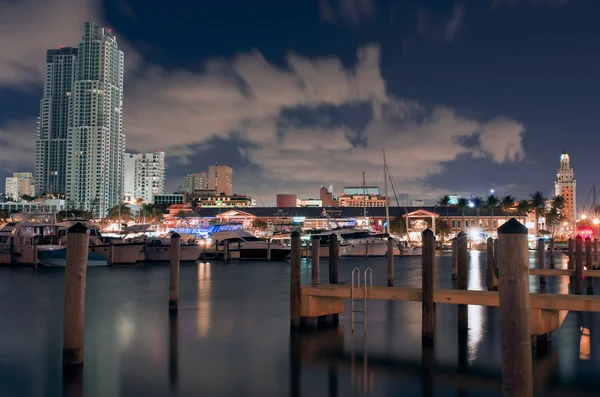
[451, 238, 458, 280]
[487, 237, 498, 291]
[586, 237, 593, 295]
[568, 238, 574, 271]
[538, 238, 547, 285]
[594, 238, 599, 270]
[498, 218, 533, 397]
[63, 222, 90, 367]
[311, 236, 320, 286]
[387, 237, 394, 287]
[575, 236, 583, 295]
[549, 239, 555, 269]
[169, 233, 181, 313]
[422, 229, 435, 345]
[456, 231, 468, 331]
[323, 233, 340, 328]
[290, 232, 302, 330]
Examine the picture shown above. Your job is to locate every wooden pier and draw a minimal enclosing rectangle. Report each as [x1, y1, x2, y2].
[289, 219, 600, 397]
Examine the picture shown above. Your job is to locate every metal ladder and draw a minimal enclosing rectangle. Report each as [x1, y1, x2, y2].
[351, 267, 373, 333]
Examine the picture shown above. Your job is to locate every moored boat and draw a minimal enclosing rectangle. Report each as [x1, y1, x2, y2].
[144, 238, 202, 262]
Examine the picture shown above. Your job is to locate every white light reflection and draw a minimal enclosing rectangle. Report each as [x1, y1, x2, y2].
[467, 251, 483, 362]
[116, 313, 135, 348]
[197, 262, 212, 337]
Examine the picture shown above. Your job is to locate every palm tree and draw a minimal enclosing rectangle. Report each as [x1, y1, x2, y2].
[517, 200, 531, 216]
[546, 195, 566, 237]
[530, 191, 547, 235]
[457, 198, 468, 217]
[106, 203, 132, 222]
[389, 215, 407, 236]
[485, 195, 499, 216]
[500, 195, 515, 215]
[438, 195, 451, 218]
[435, 219, 451, 241]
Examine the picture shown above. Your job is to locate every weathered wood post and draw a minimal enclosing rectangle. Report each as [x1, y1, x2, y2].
[290, 231, 302, 330]
[387, 237, 394, 287]
[594, 238, 599, 270]
[456, 231, 468, 331]
[311, 236, 320, 286]
[575, 235, 583, 295]
[451, 237, 458, 280]
[169, 233, 181, 313]
[486, 237, 497, 291]
[267, 240, 272, 263]
[586, 237, 593, 295]
[494, 238, 499, 269]
[329, 234, 339, 285]
[538, 238, 546, 285]
[568, 238, 574, 270]
[498, 218, 533, 397]
[549, 239, 555, 269]
[63, 222, 90, 367]
[422, 229, 436, 345]
[223, 240, 230, 264]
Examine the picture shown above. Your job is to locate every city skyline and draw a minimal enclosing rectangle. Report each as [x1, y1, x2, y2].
[0, 0, 598, 207]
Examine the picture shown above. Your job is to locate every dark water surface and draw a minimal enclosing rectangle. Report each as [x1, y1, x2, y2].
[0, 252, 599, 397]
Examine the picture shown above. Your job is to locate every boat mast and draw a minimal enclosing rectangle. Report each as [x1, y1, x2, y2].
[383, 149, 390, 235]
[362, 171, 367, 228]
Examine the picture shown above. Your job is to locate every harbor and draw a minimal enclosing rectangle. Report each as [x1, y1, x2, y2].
[1, 221, 599, 396]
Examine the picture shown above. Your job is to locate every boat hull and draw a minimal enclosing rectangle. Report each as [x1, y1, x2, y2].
[89, 242, 145, 264]
[144, 245, 202, 262]
[341, 241, 388, 257]
[37, 248, 108, 267]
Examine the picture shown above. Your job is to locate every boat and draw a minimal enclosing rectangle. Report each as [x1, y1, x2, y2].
[56, 219, 145, 265]
[144, 237, 202, 262]
[206, 223, 291, 261]
[313, 228, 388, 257]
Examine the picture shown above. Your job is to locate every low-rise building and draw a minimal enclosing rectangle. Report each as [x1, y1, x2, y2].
[5, 172, 35, 201]
[153, 193, 186, 206]
[196, 195, 255, 208]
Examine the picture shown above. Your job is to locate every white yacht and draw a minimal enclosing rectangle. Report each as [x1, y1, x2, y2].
[313, 228, 389, 257]
[143, 236, 202, 262]
[206, 223, 291, 261]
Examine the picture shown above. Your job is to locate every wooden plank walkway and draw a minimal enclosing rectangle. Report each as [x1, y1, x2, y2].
[301, 285, 600, 312]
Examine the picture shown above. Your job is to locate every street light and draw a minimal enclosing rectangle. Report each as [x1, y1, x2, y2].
[581, 214, 588, 220]
[593, 219, 600, 225]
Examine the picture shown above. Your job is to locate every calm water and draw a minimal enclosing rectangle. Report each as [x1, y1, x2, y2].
[0, 252, 598, 397]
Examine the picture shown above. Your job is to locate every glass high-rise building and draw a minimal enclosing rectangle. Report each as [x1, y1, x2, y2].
[35, 47, 78, 197]
[65, 22, 125, 217]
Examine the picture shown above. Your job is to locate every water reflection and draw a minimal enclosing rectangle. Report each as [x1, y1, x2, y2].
[168, 314, 179, 390]
[467, 251, 483, 362]
[196, 262, 212, 337]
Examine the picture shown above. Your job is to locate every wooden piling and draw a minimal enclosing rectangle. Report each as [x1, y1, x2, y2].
[568, 238, 574, 270]
[267, 240, 272, 263]
[575, 236, 583, 295]
[311, 236, 320, 286]
[329, 234, 339, 285]
[387, 237, 394, 287]
[494, 238, 499, 270]
[549, 239, 555, 268]
[62, 222, 90, 367]
[422, 229, 436, 345]
[451, 237, 458, 280]
[538, 238, 546, 285]
[586, 237, 593, 295]
[486, 237, 497, 291]
[497, 218, 533, 397]
[594, 238, 599, 270]
[169, 233, 181, 313]
[456, 231, 468, 331]
[290, 231, 302, 330]
[223, 240, 230, 264]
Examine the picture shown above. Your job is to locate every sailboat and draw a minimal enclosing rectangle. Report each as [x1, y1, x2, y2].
[382, 149, 422, 256]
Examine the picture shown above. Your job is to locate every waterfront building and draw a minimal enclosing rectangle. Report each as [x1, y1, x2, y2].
[276, 194, 297, 207]
[65, 21, 125, 218]
[555, 149, 576, 230]
[184, 173, 207, 194]
[343, 186, 380, 196]
[338, 194, 389, 208]
[5, 173, 36, 201]
[124, 152, 165, 203]
[35, 47, 77, 196]
[296, 198, 322, 207]
[153, 193, 185, 206]
[196, 194, 255, 208]
[320, 185, 337, 207]
[207, 164, 233, 196]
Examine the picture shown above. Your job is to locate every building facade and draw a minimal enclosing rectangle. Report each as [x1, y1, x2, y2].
[5, 173, 36, 201]
[338, 194, 389, 208]
[153, 193, 185, 206]
[35, 47, 77, 196]
[196, 195, 255, 208]
[207, 164, 233, 196]
[276, 194, 297, 207]
[65, 21, 125, 218]
[320, 185, 337, 207]
[184, 173, 207, 194]
[555, 150, 576, 229]
[123, 152, 165, 203]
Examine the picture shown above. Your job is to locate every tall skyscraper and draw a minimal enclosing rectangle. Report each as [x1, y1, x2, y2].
[65, 22, 125, 218]
[183, 173, 207, 194]
[208, 164, 233, 196]
[555, 149, 576, 229]
[123, 152, 165, 203]
[35, 47, 78, 196]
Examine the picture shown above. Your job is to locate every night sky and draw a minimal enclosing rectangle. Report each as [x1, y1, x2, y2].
[0, 0, 598, 206]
